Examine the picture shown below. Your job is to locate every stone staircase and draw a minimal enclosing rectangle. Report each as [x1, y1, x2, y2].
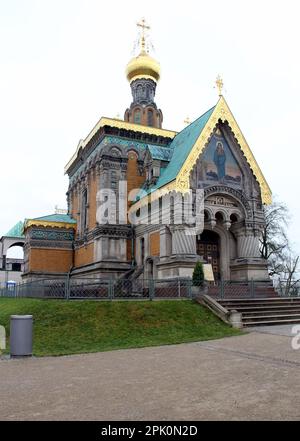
[207, 281, 278, 299]
[218, 297, 300, 327]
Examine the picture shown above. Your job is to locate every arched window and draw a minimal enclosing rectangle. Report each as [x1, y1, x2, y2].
[147, 109, 154, 127]
[134, 109, 141, 124]
[170, 196, 174, 225]
[111, 170, 117, 190]
[136, 85, 143, 100]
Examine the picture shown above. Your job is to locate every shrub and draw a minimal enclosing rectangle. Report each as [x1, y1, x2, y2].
[193, 261, 205, 287]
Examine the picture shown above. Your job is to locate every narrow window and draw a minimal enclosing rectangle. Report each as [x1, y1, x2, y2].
[147, 109, 154, 126]
[141, 238, 145, 264]
[134, 109, 141, 124]
[82, 189, 88, 231]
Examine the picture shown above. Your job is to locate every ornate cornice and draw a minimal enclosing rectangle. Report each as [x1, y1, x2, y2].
[29, 241, 73, 250]
[65, 118, 177, 173]
[25, 220, 77, 231]
[203, 185, 252, 217]
[93, 224, 132, 239]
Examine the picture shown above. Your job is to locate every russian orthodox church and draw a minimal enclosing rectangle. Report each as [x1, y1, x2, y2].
[11, 20, 272, 283]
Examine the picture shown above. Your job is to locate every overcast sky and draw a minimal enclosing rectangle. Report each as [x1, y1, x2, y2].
[1, 0, 300, 257]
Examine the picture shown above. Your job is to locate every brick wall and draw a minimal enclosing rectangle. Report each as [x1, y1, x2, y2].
[29, 248, 73, 273]
[74, 243, 94, 267]
[150, 231, 160, 257]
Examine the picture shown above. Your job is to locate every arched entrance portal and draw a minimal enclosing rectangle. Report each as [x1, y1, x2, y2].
[196, 230, 221, 281]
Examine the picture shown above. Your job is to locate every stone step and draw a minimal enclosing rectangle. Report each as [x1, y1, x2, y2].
[230, 306, 300, 313]
[212, 296, 300, 327]
[242, 313, 300, 320]
[220, 301, 300, 308]
[242, 310, 300, 317]
[220, 298, 300, 306]
[244, 318, 300, 327]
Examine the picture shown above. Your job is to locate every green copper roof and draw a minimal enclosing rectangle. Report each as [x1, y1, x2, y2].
[32, 214, 77, 224]
[155, 106, 215, 189]
[137, 105, 216, 199]
[147, 145, 173, 161]
[5, 221, 25, 238]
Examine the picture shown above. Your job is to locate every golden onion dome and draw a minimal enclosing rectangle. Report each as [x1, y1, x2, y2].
[126, 50, 160, 84]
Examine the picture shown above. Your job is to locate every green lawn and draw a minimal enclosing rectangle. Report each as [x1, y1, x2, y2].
[0, 298, 241, 356]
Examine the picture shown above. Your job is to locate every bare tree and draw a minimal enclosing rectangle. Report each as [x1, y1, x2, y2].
[277, 253, 300, 296]
[259, 198, 290, 274]
[260, 198, 300, 295]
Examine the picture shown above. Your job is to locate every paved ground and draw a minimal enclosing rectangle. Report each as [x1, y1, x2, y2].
[1, 326, 300, 421]
[247, 324, 297, 337]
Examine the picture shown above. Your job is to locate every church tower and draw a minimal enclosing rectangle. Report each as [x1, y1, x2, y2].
[124, 19, 163, 128]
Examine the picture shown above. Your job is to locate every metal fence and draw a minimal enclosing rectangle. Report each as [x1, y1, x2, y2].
[0, 278, 194, 301]
[1, 277, 299, 301]
[208, 279, 300, 299]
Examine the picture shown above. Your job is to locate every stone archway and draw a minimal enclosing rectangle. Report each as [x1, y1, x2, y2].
[197, 230, 221, 280]
[197, 224, 237, 281]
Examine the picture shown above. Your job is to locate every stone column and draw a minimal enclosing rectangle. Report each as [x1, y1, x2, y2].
[172, 226, 197, 255]
[236, 231, 261, 258]
[160, 227, 172, 258]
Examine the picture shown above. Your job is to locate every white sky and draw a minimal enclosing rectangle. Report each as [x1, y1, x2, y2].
[1, 0, 300, 256]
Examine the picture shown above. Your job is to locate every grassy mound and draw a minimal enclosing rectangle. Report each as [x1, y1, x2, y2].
[0, 299, 241, 356]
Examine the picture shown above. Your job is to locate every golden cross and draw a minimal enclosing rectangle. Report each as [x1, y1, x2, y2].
[184, 117, 191, 126]
[215, 75, 224, 96]
[137, 18, 150, 52]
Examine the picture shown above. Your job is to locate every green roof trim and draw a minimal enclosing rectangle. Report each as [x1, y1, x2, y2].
[32, 214, 77, 224]
[5, 221, 25, 238]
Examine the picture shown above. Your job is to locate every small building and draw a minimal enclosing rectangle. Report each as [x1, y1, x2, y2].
[0, 221, 25, 286]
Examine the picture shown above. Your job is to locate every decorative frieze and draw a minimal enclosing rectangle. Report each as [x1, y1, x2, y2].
[30, 229, 74, 241]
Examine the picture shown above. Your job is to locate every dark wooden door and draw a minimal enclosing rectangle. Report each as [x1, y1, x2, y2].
[196, 231, 221, 280]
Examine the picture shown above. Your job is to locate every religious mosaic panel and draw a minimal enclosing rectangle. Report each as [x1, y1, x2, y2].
[198, 130, 242, 188]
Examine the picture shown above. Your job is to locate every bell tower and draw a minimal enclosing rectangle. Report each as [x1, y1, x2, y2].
[124, 19, 163, 128]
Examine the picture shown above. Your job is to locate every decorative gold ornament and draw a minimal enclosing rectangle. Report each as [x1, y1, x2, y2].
[125, 18, 160, 84]
[137, 18, 150, 53]
[216, 75, 224, 96]
[25, 220, 76, 230]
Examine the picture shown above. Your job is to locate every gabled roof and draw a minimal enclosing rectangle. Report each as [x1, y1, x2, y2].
[153, 106, 216, 190]
[5, 221, 25, 238]
[135, 96, 272, 205]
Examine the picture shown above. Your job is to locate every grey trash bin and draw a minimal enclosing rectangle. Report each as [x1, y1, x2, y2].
[10, 315, 33, 357]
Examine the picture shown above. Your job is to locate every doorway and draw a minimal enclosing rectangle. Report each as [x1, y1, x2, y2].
[196, 230, 221, 280]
